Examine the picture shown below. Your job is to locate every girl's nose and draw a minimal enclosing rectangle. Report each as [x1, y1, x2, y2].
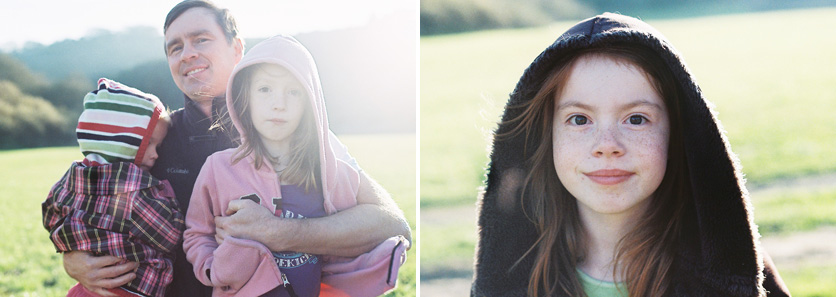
[592, 124, 625, 158]
[272, 95, 287, 110]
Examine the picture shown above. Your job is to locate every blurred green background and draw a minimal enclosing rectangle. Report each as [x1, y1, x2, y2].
[420, 4, 836, 296]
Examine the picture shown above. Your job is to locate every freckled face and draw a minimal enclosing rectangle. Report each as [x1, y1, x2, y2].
[247, 64, 307, 153]
[552, 55, 670, 218]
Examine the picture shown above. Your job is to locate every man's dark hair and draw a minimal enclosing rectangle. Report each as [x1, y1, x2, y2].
[163, 0, 240, 44]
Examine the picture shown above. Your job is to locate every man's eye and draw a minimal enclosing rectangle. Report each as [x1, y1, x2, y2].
[568, 115, 589, 125]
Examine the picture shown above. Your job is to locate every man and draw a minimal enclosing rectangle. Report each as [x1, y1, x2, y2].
[61, 1, 411, 296]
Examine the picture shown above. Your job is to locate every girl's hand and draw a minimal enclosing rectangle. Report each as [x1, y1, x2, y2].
[62, 251, 138, 296]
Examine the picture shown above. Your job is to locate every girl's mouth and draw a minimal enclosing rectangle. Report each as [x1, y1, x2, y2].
[584, 169, 634, 185]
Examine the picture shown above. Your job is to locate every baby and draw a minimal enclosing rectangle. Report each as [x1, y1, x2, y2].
[42, 78, 183, 297]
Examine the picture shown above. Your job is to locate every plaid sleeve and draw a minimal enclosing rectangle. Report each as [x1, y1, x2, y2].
[43, 163, 184, 297]
[122, 182, 183, 297]
[130, 184, 185, 256]
[42, 167, 72, 235]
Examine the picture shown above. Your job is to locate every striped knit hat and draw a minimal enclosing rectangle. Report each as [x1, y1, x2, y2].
[77, 78, 165, 167]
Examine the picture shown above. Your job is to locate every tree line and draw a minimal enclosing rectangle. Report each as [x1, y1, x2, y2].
[0, 54, 84, 149]
[1, 12, 418, 150]
[0, 51, 182, 150]
[420, 0, 836, 36]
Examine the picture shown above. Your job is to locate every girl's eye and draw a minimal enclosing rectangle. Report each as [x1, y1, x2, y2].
[289, 89, 302, 97]
[627, 115, 647, 125]
[258, 86, 270, 93]
[568, 115, 589, 125]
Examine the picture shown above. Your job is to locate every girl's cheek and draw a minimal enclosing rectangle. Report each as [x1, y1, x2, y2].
[634, 128, 670, 163]
[552, 128, 585, 161]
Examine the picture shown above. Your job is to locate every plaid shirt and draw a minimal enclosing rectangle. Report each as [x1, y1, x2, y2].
[42, 161, 184, 297]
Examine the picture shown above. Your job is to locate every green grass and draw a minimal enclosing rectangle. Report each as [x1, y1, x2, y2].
[781, 263, 836, 297]
[0, 133, 416, 296]
[0, 147, 78, 296]
[418, 207, 478, 279]
[339, 134, 417, 296]
[420, 7, 836, 207]
[753, 188, 836, 236]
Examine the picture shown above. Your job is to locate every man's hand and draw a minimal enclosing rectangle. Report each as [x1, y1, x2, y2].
[63, 251, 138, 297]
[214, 172, 411, 257]
[215, 199, 285, 247]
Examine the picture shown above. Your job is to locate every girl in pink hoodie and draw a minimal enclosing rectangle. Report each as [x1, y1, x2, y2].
[183, 35, 407, 297]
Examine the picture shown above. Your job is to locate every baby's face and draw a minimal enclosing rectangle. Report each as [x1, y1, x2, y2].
[139, 119, 169, 171]
[552, 55, 670, 220]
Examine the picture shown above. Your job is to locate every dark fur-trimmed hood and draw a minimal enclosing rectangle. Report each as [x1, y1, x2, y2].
[472, 13, 788, 297]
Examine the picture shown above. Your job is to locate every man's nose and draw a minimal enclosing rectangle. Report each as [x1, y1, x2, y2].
[180, 43, 198, 62]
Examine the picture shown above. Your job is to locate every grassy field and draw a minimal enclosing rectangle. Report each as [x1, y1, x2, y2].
[420, 7, 836, 296]
[0, 133, 416, 296]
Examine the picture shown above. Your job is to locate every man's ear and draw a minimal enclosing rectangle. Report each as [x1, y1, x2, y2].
[233, 37, 244, 61]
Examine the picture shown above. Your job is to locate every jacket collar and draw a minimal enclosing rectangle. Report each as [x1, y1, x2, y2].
[63, 162, 163, 196]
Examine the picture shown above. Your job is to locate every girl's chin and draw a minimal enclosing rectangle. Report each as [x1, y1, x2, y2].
[576, 196, 651, 216]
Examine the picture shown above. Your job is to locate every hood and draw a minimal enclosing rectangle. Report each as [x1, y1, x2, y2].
[473, 13, 766, 296]
[77, 78, 165, 167]
[226, 34, 350, 214]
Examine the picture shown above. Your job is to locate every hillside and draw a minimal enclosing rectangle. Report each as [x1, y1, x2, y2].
[2, 9, 416, 138]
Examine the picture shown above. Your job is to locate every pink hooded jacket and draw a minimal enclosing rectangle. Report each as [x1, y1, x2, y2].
[183, 35, 408, 297]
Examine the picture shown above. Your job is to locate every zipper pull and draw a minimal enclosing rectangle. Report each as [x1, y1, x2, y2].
[281, 273, 291, 287]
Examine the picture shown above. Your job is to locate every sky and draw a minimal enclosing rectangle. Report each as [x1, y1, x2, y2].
[0, 0, 415, 51]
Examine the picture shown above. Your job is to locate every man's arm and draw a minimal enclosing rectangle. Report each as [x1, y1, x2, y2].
[215, 171, 411, 257]
[62, 251, 138, 297]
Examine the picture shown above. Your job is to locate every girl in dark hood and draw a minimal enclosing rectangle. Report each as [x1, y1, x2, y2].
[472, 13, 790, 297]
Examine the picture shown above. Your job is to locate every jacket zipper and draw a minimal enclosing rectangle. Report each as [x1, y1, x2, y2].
[281, 273, 299, 297]
[387, 236, 405, 285]
[275, 172, 299, 297]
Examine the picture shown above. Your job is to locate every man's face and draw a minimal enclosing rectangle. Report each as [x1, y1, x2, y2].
[164, 7, 242, 103]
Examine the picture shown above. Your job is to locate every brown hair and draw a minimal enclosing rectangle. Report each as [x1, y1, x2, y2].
[501, 43, 689, 296]
[164, 0, 240, 44]
[227, 64, 320, 192]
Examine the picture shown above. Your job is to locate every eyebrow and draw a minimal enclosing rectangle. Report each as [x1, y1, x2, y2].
[556, 99, 664, 112]
[165, 29, 213, 52]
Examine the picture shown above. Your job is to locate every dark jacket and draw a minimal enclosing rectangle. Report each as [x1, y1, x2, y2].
[472, 13, 791, 297]
[150, 96, 236, 297]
